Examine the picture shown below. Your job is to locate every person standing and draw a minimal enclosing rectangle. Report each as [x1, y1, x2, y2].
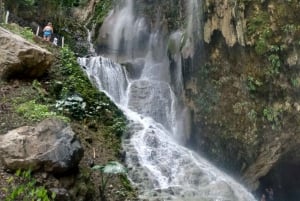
[260, 194, 267, 201]
[268, 188, 274, 200]
[43, 22, 53, 42]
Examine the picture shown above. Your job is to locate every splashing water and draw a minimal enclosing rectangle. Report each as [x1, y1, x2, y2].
[78, 0, 257, 200]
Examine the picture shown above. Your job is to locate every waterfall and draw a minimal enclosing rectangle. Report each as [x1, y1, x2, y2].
[78, 0, 257, 200]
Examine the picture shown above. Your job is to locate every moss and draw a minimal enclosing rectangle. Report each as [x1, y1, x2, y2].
[0, 23, 35, 42]
[91, 0, 112, 25]
[15, 100, 69, 122]
[43, 47, 128, 146]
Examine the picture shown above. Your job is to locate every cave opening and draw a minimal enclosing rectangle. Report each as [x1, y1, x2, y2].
[256, 162, 300, 201]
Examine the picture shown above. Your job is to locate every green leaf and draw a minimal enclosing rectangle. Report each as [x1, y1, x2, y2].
[102, 161, 127, 174]
[92, 161, 127, 174]
[91, 165, 104, 171]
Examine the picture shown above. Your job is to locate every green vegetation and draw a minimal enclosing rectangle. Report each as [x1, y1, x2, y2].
[195, 63, 219, 114]
[16, 100, 69, 122]
[89, 0, 112, 46]
[55, 94, 87, 120]
[247, 76, 263, 92]
[92, 161, 127, 201]
[12, 79, 69, 122]
[4, 0, 85, 11]
[247, 11, 271, 55]
[3, 169, 56, 201]
[0, 23, 34, 42]
[3, 0, 90, 55]
[0, 23, 131, 199]
[282, 24, 300, 34]
[247, 109, 258, 122]
[56, 47, 127, 134]
[263, 106, 282, 129]
[291, 77, 300, 88]
[0, 2, 136, 199]
[22, 0, 35, 6]
[90, 0, 112, 25]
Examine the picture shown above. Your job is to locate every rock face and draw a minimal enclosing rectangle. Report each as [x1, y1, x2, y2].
[0, 118, 83, 173]
[186, 0, 300, 198]
[0, 27, 54, 80]
[204, 0, 246, 46]
[242, 131, 300, 190]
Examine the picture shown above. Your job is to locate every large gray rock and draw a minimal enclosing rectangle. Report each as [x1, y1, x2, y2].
[0, 118, 83, 173]
[0, 26, 54, 80]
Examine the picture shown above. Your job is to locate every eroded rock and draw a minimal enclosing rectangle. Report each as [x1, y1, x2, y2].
[242, 132, 300, 191]
[204, 0, 246, 46]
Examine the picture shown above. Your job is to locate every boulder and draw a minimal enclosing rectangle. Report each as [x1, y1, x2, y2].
[0, 26, 54, 80]
[0, 118, 83, 173]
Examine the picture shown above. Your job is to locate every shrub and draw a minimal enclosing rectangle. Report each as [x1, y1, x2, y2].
[247, 76, 263, 92]
[92, 161, 127, 201]
[0, 23, 34, 42]
[55, 94, 86, 120]
[263, 106, 282, 129]
[16, 100, 69, 122]
[3, 169, 56, 201]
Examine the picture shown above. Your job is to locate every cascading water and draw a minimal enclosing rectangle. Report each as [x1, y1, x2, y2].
[78, 0, 257, 200]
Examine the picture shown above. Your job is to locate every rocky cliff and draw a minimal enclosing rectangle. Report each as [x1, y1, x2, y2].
[185, 0, 300, 199]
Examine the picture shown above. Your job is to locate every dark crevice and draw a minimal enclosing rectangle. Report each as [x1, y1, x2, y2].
[256, 162, 300, 201]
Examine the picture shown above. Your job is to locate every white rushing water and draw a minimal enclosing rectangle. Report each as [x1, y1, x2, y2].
[78, 0, 257, 200]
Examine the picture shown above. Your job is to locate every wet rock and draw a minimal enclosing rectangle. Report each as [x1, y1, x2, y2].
[128, 80, 173, 130]
[122, 58, 145, 79]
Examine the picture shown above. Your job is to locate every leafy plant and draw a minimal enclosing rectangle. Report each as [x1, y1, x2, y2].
[247, 12, 269, 37]
[55, 94, 86, 120]
[0, 23, 34, 42]
[90, 0, 112, 25]
[92, 161, 127, 201]
[281, 24, 300, 34]
[3, 169, 56, 201]
[20, 27, 34, 41]
[254, 37, 268, 55]
[58, 47, 126, 125]
[16, 100, 69, 122]
[291, 77, 300, 87]
[247, 109, 257, 122]
[111, 117, 127, 137]
[23, 0, 35, 6]
[263, 106, 282, 129]
[247, 76, 263, 92]
[267, 54, 281, 76]
[32, 80, 49, 102]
